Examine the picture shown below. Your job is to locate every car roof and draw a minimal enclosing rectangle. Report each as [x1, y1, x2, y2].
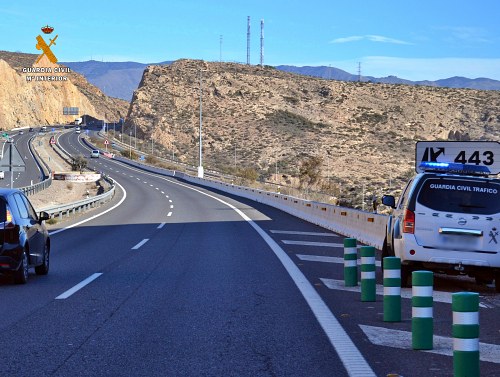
[0, 188, 23, 197]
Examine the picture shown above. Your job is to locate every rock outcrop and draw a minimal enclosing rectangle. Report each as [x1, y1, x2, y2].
[0, 51, 128, 129]
[126, 59, 500, 193]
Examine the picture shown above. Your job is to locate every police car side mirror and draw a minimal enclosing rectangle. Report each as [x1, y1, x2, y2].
[382, 195, 396, 208]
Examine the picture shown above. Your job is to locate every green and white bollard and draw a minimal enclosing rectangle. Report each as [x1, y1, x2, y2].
[383, 257, 401, 322]
[343, 238, 358, 287]
[452, 292, 480, 377]
[412, 271, 434, 350]
[360, 246, 376, 302]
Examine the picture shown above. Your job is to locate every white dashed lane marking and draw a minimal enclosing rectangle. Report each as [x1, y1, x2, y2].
[320, 278, 492, 307]
[132, 239, 149, 250]
[360, 325, 500, 363]
[282, 240, 344, 248]
[55, 273, 103, 300]
[270, 230, 339, 237]
[297, 254, 382, 267]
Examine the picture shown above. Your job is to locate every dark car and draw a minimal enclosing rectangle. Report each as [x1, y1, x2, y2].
[0, 189, 50, 284]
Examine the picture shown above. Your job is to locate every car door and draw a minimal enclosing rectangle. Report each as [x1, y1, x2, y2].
[13, 193, 44, 264]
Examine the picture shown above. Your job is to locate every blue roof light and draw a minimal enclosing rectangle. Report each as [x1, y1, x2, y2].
[419, 162, 491, 176]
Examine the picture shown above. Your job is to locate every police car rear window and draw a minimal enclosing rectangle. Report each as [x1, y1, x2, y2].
[417, 178, 500, 215]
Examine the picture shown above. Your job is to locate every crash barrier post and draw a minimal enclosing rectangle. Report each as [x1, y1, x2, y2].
[383, 257, 401, 322]
[360, 246, 376, 302]
[452, 292, 480, 377]
[343, 238, 358, 287]
[412, 271, 434, 350]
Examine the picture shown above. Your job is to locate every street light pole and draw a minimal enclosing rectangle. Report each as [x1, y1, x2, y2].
[197, 69, 204, 178]
[129, 131, 132, 159]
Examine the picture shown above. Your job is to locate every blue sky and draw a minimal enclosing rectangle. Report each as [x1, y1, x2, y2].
[1, 0, 499, 80]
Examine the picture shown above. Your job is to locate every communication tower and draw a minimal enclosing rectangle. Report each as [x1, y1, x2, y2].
[247, 16, 251, 65]
[260, 19, 264, 66]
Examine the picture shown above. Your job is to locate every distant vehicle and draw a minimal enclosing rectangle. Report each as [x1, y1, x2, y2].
[0, 189, 50, 284]
[40, 126, 47, 133]
[75, 126, 81, 134]
[29, 127, 34, 132]
[0, 171, 4, 179]
[74, 118, 82, 126]
[90, 150, 100, 158]
[18, 130, 24, 135]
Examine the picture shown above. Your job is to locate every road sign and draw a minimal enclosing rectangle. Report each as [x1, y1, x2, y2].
[0, 143, 26, 172]
[415, 141, 500, 174]
[104, 139, 109, 145]
[50, 136, 56, 145]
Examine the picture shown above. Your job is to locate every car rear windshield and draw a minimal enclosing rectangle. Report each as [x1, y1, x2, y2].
[417, 177, 500, 215]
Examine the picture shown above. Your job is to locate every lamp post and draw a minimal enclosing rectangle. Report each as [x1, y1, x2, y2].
[197, 69, 204, 178]
[129, 130, 132, 159]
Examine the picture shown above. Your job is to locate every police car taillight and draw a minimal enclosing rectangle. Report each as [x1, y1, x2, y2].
[403, 209, 415, 234]
[418, 162, 491, 176]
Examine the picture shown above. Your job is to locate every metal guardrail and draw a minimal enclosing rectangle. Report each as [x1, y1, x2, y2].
[39, 176, 115, 220]
[19, 135, 53, 196]
[17, 131, 117, 220]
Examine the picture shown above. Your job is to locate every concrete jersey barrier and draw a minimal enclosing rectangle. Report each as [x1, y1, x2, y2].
[178, 174, 388, 249]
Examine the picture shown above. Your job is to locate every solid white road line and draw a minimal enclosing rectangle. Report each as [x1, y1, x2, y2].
[161, 178, 376, 377]
[132, 238, 149, 250]
[270, 230, 339, 237]
[282, 240, 344, 247]
[297, 254, 382, 267]
[56, 273, 103, 300]
[360, 325, 500, 364]
[157, 223, 166, 229]
[320, 278, 490, 308]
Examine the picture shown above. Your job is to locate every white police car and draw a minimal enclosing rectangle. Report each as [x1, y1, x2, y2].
[382, 142, 500, 291]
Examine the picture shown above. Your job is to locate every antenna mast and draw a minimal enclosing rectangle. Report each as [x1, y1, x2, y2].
[247, 16, 251, 65]
[260, 19, 264, 66]
[219, 35, 222, 62]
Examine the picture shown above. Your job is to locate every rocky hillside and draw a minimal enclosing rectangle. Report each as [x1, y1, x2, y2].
[126, 59, 500, 198]
[0, 51, 128, 129]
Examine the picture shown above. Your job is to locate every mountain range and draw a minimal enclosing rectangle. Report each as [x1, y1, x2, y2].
[62, 60, 500, 101]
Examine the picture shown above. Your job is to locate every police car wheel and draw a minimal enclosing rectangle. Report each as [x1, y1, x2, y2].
[495, 272, 500, 293]
[475, 276, 493, 285]
[401, 264, 411, 288]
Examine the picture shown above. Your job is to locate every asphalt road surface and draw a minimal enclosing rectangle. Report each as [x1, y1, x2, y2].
[0, 130, 498, 377]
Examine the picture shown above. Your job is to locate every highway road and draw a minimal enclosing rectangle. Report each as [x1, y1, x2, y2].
[0, 129, 45, 189]
[0, 130, 498, 376]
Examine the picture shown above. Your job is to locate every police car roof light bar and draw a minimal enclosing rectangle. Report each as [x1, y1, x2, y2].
[419, 162, 491, 176]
